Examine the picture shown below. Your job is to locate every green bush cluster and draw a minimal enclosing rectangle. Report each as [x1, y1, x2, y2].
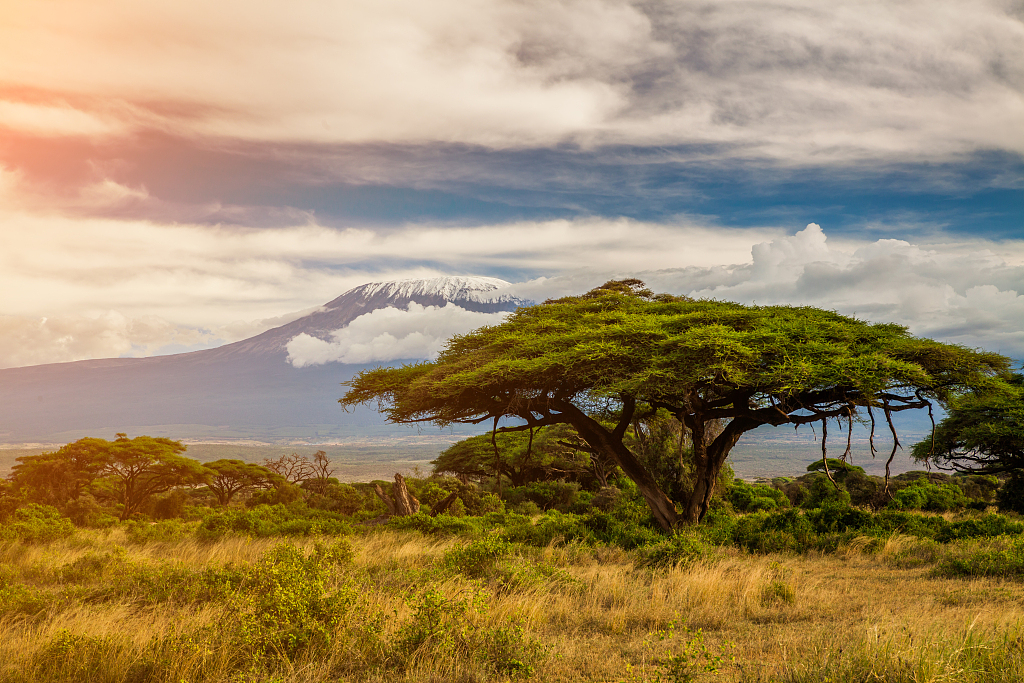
[0, 504, 76, 544]
[933, 535, 1024, 579]
[197, 503, 353, 539]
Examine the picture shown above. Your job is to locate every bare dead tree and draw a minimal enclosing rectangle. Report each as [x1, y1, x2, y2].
[263, 452, 315, 485]
[308, 450, 336, 495]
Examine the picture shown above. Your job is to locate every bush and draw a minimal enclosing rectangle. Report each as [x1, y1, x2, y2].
[122, 519, 193, 544]
[198, 504, 351, 539]
[933, 536, 1024, 579]
[801, 476, 852, 509]
[229, 541, 357, 660]
[386, 512, 485, 537]
[889, 480, 968, 512]
[0, 504, 76, 544]
[150, 489, 191, 519]
[503, 481, 580, 512]
[441, 533, 513, 578]
[729, 479, 789, 513]
[635, 532, 707, 567]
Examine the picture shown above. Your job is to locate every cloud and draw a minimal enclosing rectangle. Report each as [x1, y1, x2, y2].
[636, 224, 1024, 360]
[0, 311, 215, 368]
[0, 0, 1020, 163]
[2, 159, 1022, 369]
[286, 302, 510, 367]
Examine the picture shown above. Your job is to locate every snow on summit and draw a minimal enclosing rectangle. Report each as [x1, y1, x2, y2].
[347, 276, 517, 304]
[286, 276, 525, 367]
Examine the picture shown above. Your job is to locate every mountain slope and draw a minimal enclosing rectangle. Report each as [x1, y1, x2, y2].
[0, 277, 527, 444]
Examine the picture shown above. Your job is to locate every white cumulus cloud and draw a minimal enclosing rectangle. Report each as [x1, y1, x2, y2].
[285, 302, 511, 367]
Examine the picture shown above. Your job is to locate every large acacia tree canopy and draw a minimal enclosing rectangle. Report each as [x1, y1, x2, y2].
[341, 282, 1010, 527]
[341, 286, 1009, 427]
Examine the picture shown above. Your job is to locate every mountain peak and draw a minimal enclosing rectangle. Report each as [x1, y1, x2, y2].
[339, 276, 518, 306]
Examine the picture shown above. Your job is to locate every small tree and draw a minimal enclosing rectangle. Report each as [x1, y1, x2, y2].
[342, 281, 1007, 528]
[263, 452, 316, 485]
[307, 451, 336, 496]
[9, 440, 109, 508]
[432, 424, 591, 487]
[205, 459, 284, 506]
[912, 372, 1024, 511]
[99, 434, 211, 520]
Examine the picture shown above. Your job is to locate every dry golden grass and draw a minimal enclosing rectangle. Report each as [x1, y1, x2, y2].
[1, 530, 1023, 682]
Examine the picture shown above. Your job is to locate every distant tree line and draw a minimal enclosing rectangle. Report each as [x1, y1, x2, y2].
[0, 434, 362, 523]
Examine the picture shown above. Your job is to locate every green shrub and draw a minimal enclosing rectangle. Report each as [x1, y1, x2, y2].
[0, 504, 76, 544]
[889, 480, 968, 512]
[396, 588, 543, 677]
[504, 481, 581, 512]
[197, 503, 351, 539]
[729, 479, 789, 513]
[933, 536, 1024, 579]
[229, 541, 357, 661]
[801, 476, 852, 509]
[122, 519, 193, 544]
[635, 532, 707, 567]
[386, 511, 485, 537]
[936, 514, 1024, 543]
[441, 533, 513, 578]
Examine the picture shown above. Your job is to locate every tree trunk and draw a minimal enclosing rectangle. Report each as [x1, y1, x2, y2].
[681, 417, 755, 523]
[567, 408, 679, 531]
[373, 473, 421, 516]
[429, 491, 460, 517]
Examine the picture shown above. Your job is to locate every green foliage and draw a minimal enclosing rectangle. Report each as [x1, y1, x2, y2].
[800, 475, 852, 509]
[197, 503, 352, 539]
[396, 588, 544, 677]
[384, 510, 482, 536]
[441, 533, 513, 577]
[204, 459, 283, 506]
[933, 536, 1024, 579]
[889, 479, 969, 512]
[433, 424, 590, 487]
[729, 479, 789, 513]
[634, 622, 733, 683]
[913, 372, 1024, 476]
[122, 518, 193, 544]
[228, 541, 356, 660]
[504, 480, 580, 512]
[634, 532, 708, 567]
[806, 458, 865, 475]
[0, 504, 76, 544]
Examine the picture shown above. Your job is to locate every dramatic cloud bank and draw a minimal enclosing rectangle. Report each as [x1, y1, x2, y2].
[643, 225, 1024, 359]
[286, 302, 510, 367]
[0, 0, 1020, 163]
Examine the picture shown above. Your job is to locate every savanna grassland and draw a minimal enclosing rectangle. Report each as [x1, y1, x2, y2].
[2, 511, 1024, 683]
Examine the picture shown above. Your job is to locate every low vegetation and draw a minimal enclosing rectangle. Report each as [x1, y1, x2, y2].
[2, 440, 1024, 682]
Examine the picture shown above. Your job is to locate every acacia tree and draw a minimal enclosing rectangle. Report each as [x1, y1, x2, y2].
[432, 424, 591, 487]
[911, 373, 1024, 474]
[100, 434, 211, 520]
[205, 459, 283, 506]
[341, 281, 1008, 529]
[8, 439, 110, 507]
[912, 372, 1024, 511]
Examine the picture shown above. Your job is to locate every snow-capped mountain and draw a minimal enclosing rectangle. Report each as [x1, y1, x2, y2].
[217, 276, 527, 359]
[0, 276, 530, 444]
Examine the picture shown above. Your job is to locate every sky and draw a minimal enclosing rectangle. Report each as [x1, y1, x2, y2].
[0, 0, 1021, 370]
